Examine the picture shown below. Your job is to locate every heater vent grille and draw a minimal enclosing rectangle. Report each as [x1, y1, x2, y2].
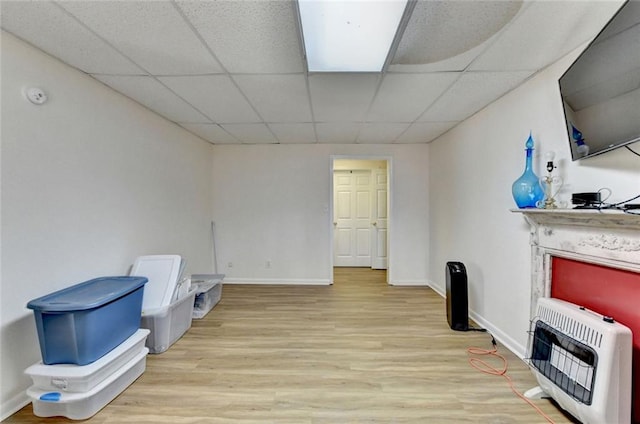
[537, 304, 602, 349]
[529, 320, 597, 405]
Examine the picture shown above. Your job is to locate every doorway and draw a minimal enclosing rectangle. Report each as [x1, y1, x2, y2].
[331, 157, 390, 282]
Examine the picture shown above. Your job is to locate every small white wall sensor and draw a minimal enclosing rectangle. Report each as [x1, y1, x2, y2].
[24, 87, 48, 105]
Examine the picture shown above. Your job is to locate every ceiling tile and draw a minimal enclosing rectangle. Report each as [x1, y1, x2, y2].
[388, 43, 489, 73]
[269, 123, 317, 144]
[367, 73, 460, 122]
[176, 0, 303, 73]
[220, 123, 278, 144]
[0, 1, 142, 74]
[469, 1, 626, 71]
[159, 75, 260, 124]
[4, 0, 621, 147]
[420, 71, 532, 122]
[180, 123, 240, 144]
[233, 75, 312, 123]
[93, 75, 208, 123]
[315, 123, 361, 144]
[58, 1, 222, 75]
[396, 122, 458, 144]
[393, 1, 522, 68]
[310, 74, 379, 122]
[357, 123, 410, 144]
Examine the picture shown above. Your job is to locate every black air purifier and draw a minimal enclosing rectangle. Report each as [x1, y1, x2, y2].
[446, 261, 469, 331]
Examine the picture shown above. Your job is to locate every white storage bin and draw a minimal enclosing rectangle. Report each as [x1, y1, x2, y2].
[27, 348, 148, 420]
[192, 283, 222, 319]
[141, 289, 196, 353]
[191, 274, 223, 319]
[25, 329, 149, 393]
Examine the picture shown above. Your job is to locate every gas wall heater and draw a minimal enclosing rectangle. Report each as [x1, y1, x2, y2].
[526, 297, 633, 424]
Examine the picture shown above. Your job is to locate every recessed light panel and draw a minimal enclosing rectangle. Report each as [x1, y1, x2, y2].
[298, 0, 408, 72]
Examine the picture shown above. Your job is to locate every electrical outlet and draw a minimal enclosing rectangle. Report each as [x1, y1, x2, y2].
[266, 260, 271, 269]
[227, 262, 233, 268]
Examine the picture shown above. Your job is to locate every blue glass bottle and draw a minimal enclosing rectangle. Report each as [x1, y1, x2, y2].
[512, 133, 544, 208]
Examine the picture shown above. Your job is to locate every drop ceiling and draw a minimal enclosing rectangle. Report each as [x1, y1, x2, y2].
[0, 0, 625, 145]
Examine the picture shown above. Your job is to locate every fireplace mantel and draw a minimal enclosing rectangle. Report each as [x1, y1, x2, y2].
[512, 208, 640, 317]
[512, 208, 640, 231]
[514, 208, 640, 422]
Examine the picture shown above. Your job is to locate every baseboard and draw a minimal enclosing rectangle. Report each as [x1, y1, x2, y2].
[222, 278, 331, 286]
[427, 280, 445, 297]
[467, 310, 527, 359]
[427, 281, 527, 360]
[389, 280, 429, 286]
[1, 392, 30, 421]
[224, 278, 429, 287]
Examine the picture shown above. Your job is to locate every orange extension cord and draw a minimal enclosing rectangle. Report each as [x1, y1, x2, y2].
[467, 342, 557, 424]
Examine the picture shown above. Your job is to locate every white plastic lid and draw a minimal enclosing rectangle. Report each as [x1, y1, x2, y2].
[24, 329, 150, 379]
[27, 347, 148, 402]
[130, 255, 183, 311]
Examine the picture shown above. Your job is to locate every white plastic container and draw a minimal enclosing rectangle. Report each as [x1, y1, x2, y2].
[191, 274, 224, 319]
[25, 329, 149, 393]
[27, 347, 148, 420]
[192, 282, 222, 319]
[141, 289, 196, 353]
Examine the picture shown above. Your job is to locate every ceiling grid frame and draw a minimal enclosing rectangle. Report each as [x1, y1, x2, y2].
[0, 0, 627, 145]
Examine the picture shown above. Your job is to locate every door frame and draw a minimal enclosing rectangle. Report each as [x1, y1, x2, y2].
[329, 155, 392, 284]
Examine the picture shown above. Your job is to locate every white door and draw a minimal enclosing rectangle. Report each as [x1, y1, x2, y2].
[371, 168, 388, 270]
[333, 170, 372, 267]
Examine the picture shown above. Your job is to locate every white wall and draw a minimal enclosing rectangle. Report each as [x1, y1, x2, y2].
[210, 143, 430, 286]
[427, 45, 640, 357]
[0, 32, 214, 418]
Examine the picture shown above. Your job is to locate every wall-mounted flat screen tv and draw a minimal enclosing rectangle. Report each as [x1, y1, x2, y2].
[559, 0, 640, 161]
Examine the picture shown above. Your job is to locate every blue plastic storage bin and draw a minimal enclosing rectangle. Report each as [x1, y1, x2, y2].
[27, 276, 147, 365]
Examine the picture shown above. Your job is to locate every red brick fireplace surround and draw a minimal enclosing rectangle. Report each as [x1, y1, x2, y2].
[516, 209, 640, 423]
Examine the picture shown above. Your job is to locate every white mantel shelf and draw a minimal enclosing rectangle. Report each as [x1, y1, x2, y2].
[511, 208, 640, 231]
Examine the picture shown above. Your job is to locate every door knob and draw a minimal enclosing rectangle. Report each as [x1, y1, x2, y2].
[372, 222, 377, 226]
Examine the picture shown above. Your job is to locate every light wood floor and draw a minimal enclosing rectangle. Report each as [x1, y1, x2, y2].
[7, 268, 578, 423]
